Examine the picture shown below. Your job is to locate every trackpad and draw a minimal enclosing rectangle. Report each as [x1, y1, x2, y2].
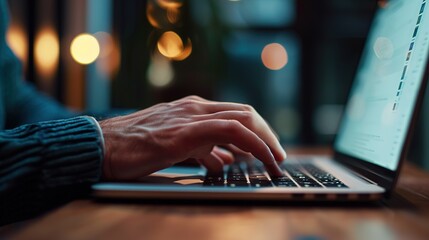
[139, 166, 206, 185]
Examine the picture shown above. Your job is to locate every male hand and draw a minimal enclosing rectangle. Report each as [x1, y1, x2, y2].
[99, 96, 286, 180]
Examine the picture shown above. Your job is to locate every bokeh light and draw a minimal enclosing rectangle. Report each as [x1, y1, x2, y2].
[94, 32, 113, 58]
[378, 0, 389, 8]
[94, 32, 121, 78]
[313, 105, 343, 135]
[373, 37, 394, 60]
[6, 25, 28, 64]
[166, 7, 180, 24]
[157, 31, 184, 58]
[70, 33, 100, 65]
[147, 0, 183, 28]
[147, 53, 174, 87]
[172, 38, 192, 61]
[347, 94, 365, 121]
[35, 28, 59, 77]
[147, 1, 162, 29]
[156, 0, 183, 9]
[261, 43, 288, 70]
[273, 107, 300, 140]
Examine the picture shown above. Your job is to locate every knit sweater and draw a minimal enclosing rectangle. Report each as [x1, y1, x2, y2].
[0, 0, 104, 225]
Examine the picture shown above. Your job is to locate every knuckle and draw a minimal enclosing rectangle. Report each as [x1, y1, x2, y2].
[224, 120, 242, 134]
[187, 95, 201, 100]
[242, 104, 255, 113]
[239, 111, 253, 124]
[178, 99, 199, 111]
[162, 102, 173, 109]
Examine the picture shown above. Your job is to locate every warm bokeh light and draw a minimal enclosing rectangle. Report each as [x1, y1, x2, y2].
[147, 1, 162, 29]
[35, 28, 59, 77]
[147, 53, 174, 87]
[147, 0, 183, 28]
[166, 7, 180, 24]
[94, 32, 113, 58]
[261, 43, 288, 70]
[157, 31, 184, 58]
[156, 32, 192, 61]
[70, 33, 100, 65]
[6, 25, 28, 64]
[378, 0, 389, 8]
[172, 38, 192, 61]
[156, 0, 183, 9]
[94, 32, 121, 78]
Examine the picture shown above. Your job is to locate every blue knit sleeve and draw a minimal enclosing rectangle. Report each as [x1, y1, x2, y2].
[0, 116, 104, 225]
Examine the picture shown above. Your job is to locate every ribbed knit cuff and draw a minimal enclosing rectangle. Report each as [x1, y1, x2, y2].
[37, 116, 104, 188]
[0, 116, 104, 224]
[85, 116, 105, 158]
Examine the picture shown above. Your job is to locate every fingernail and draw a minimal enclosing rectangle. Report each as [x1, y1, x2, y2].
[282, 148, 287, 160]
[275, 142, 287, 160]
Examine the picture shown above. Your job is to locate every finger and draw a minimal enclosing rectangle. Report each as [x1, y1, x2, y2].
[182, 95, 210, 102]
[198, 152, 224, 173]
[176, 98, 284, 160]
[186, 120, 283, 176]
[192, 111, 286, 162]
[212, 146, 234, 165]
[176, 97, 252, 115]
[197, 102, 286, 161]
[176, 96, 286, 161]
[223, 144, 253, 157]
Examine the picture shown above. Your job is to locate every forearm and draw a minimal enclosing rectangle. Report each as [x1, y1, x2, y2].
[0, 116, 104, 225]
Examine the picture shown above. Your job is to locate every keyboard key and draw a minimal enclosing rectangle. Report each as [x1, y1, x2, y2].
[205, 176, 224, 182]
[282, 165, 323, 188]
[203, 181, 225, 187]
[227, 181, 249, 188]
[271, 176, 297, 187]
[322, 182, 348, 188]
[271, 177, 297, 187]
[203, 179, 224, 187]
[203, 162, 347, 189]
[228, 175, 247, 181]
[274, 181, 297, 187]
[301, 164, 348, 188]
[249, 179, 272, 188]
[203, 172, 225, 187]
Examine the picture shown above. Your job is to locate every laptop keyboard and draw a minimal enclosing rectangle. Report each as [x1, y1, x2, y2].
[203, 161, 348, 188]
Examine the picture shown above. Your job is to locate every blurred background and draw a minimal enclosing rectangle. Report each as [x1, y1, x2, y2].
[6, 0, 429, 169]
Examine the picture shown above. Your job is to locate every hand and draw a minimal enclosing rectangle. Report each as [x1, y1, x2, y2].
[99, 96, 286, 180]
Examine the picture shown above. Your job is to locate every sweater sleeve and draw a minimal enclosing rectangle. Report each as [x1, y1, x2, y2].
[0, 116, 104, 225]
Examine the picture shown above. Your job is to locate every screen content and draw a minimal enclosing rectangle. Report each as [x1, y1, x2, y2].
[335, 0, 429, 170]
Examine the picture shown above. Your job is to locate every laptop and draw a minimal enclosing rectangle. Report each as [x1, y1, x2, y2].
[93, 0, 429, 201]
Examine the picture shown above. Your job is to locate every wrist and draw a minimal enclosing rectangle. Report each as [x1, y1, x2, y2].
[99, 118, 115, 180]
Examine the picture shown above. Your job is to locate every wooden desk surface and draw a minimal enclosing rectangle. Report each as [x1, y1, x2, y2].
[5, 149, 429, 240]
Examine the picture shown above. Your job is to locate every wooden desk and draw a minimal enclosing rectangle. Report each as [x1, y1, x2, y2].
[4, 149, 429, 240]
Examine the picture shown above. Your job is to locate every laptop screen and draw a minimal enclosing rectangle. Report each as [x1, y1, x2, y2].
[335, 0, 429, 171]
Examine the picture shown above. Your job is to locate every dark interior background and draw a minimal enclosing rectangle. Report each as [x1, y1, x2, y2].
[6, 0, 429, 169]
